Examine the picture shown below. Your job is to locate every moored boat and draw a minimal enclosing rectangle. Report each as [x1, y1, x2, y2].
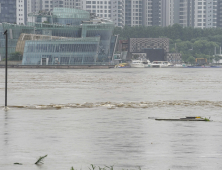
[115, 63, 131, 68]
[130, 58, 152, 68]
[151, 61, 171, 68]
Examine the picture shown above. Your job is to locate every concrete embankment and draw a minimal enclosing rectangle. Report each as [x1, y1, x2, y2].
[0, 63, 115, 69]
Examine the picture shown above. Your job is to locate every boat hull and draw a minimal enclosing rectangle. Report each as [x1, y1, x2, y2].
[130, 64, 150, 68]
[152, 65, 168, 68]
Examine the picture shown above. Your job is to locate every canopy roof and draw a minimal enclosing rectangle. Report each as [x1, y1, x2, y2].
[28, 8, 90, 19]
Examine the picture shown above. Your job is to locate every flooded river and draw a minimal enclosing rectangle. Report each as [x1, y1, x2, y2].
[0, 68, 222, 170]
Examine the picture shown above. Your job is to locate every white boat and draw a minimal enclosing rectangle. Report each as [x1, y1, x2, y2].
[151, 61, 171, 68]
[130, 59, 152, 68]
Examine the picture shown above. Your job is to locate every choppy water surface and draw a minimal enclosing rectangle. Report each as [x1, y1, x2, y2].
[0, 68, 222, 170]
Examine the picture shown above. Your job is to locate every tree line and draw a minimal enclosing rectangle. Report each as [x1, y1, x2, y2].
[114, 24, 222, 64]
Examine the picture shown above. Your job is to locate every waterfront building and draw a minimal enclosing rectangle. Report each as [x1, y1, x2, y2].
[128, 38, 182, 64]
[0, 8, 117, 65]
[166, 53, 182, 64]
[129, 38, 169, 54]
[128, 38, 169, 61]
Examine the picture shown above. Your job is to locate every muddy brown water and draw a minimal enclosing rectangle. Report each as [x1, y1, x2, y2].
[0, 68, 222, 170]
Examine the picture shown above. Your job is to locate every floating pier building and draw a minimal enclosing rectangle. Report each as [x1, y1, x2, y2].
[0, 8, 117, 65]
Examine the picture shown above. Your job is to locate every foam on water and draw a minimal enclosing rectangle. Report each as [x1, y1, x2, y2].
[3, 100, 222, 110]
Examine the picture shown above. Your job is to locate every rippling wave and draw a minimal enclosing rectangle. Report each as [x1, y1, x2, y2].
[3, 100, 222, 110]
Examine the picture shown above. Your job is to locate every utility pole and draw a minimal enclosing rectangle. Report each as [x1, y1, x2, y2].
[4, 30, 8, 107]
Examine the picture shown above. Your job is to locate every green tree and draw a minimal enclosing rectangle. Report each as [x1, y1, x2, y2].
[208, 55, 214, 63]
[214, 55, 222, 64]
[187, 56, 196, 65]
[132, 54, 140, 59]
[9, 52, 23, 61]
[113, 24, 222, 61]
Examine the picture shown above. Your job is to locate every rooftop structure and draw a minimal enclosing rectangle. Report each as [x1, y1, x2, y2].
[28, 8, 91, 25]
[0, 8, 117, 65]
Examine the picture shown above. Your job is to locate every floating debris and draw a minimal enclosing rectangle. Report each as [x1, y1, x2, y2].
[155, 116, 211, 121]
[35, 155, 47, 165]
[14, 163, 22, 165]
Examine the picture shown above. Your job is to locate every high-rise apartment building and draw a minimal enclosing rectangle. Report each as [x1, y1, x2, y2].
[161, 0, 218, 28]
[26, 0, 52, 14]
[111, 0, 125, 27]
[151, 0, 162, 26]
[0, 0, 17, 24]
[125, 0, 183, 27]
[125, 0, 143, 26]
[81, 0, 125, 27]
[217, 0, 222, 27]
[54, 0, 81, 9]
[161, 0, 176, 26]
[26, 0, 82, 23]
[0, 0, 27, 25]
[192, 0, 217, 28]
[1, 0, 220, 28]
[142, 0, 152, 26]
[27, 0, 81, 13]
[161, 0, 189, 27]
[125, 0, 171, 27]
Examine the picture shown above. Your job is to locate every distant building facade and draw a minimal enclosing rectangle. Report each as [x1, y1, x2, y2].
[217, 0, 222, 28]
[1, 0, 221, 29]
[192, 0, 218, 28]
[117, 40, 128, 52]
[124, 0, 218, 28]
[128, 38, 169, 61]
[0, 8, 117, 65]
[0, 0, 27, 25]
[128, 38, 182, 63]
[81, 0, 125, 27]
[166, 53, 182, 64]
[125, 0, 143, 26]
[129, 38, 169, 53]
[26, 0, 82, 21]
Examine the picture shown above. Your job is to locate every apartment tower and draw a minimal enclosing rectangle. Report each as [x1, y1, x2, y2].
[82, 0, 125, 27]
[0, 0, 27, 25]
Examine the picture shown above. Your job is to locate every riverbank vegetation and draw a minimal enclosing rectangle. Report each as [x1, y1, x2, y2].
[2, 52, 23, 61]
[114, 24, 222, 63]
